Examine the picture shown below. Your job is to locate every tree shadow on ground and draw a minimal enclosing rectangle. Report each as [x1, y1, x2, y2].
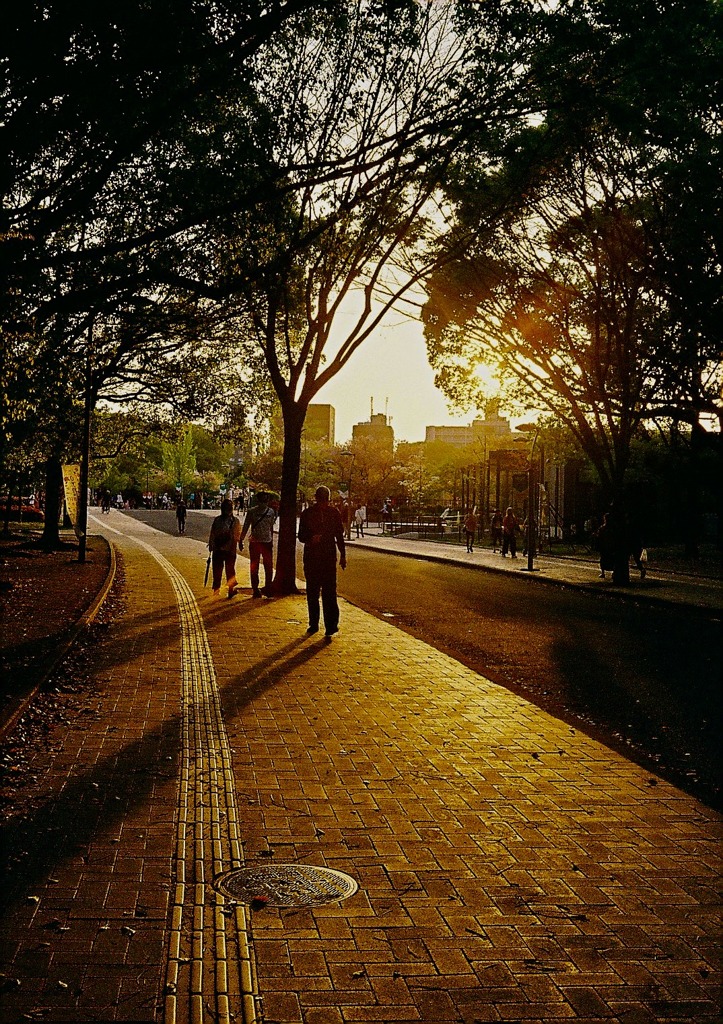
[0, 627, 328, 911]
[548, 620, 722, 809]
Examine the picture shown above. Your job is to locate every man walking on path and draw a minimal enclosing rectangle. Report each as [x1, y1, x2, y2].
[175, 498, 187, 534]
[207, 497, 241, 597]
[502, 506, 519, 558]
[354, 503, 366, 537]
[239, 491, 276, 597]
[298, 485, 346, 638]
[490, 508, 503, 551]
[464, 509, 478, 552]
[341, 500, 352, 540]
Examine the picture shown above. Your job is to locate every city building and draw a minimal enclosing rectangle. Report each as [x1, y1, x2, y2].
[424, 424, 471, 446]
[270, 403, 336, 445]
[425, 402, 513, 448]
[352, 411, 394, 452]
[304, 404, 335, 444]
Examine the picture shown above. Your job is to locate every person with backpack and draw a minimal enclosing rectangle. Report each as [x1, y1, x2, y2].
[239, 491, 276, 598]
[208, 498, 241, 597]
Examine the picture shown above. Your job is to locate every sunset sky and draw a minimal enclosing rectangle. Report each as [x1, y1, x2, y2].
[316, 315, 474, 444]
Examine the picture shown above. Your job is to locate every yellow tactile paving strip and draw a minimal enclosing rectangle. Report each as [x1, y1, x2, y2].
[98, 520, 258, 1024]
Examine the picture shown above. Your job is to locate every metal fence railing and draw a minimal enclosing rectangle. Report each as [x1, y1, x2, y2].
[364, 511, 597, 555]
[367, 512, 465, 541]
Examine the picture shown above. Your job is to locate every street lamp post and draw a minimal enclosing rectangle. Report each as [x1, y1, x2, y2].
[78, 326, 93, 564]
[339, 450, 355, 539]
[517, 422, 541, 573]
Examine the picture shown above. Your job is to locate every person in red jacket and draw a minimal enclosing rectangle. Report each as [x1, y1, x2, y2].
[298, 486, 346, 638]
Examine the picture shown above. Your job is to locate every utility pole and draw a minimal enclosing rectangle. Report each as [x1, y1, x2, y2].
[78, 325, 93, 564]
[517, 422, 540, 573]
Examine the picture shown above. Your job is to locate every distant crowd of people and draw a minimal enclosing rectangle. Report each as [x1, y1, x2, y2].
[372, 499, 649, 582]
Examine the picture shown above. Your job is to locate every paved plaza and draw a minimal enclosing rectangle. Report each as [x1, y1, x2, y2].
[1, 511, 720, 1024]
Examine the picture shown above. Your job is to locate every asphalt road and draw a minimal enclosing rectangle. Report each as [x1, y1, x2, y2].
[125, 510, 721, 809]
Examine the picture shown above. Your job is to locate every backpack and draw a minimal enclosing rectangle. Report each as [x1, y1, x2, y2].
[213, 515, 234, 549]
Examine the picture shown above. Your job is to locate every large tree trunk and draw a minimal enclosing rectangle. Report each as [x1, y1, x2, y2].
[272, 400, 306, 594]
[683, 422, 704, 559]
[610, 520, 631, 585]
[2, 472, 16, 536]
[591, 456, 631, 586]
[41, 456, 63, 550]
[609, 478, 631, 586]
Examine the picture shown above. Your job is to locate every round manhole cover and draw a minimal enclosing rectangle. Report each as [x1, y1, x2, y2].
[214, 864, 358, 907]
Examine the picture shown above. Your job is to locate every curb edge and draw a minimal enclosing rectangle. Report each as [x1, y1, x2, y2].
[348, 539, 721, 614]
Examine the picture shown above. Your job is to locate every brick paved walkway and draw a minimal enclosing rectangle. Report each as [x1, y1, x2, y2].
[1, 511, 720, 1024]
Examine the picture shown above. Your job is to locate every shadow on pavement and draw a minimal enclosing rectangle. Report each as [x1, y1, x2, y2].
[0, 624, 324, 912]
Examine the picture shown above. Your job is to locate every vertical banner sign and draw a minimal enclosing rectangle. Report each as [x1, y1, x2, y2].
[61, 464, 82, 538]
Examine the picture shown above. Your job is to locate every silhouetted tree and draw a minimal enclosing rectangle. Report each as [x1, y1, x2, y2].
[423, 0, 722, 572]
[209, 0, 541, 591]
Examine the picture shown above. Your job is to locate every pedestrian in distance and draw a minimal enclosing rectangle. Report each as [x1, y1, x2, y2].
[175, 498, 187, 535]
[354, 504, 366, 538]
[298, 485, 346, 639]
[208, 498, 241, 598]
[490, 509, 503, 552]
[595, 512, 615, 579]
[239, 491, 276, 598]
[341, 500, 352, 541]
[501, 506, 519, 558]
[464, 509, 478, 552]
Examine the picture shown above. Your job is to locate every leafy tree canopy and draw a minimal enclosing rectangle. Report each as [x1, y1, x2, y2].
[2, 0, 332, 488]
[423, 0, 722, 504]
